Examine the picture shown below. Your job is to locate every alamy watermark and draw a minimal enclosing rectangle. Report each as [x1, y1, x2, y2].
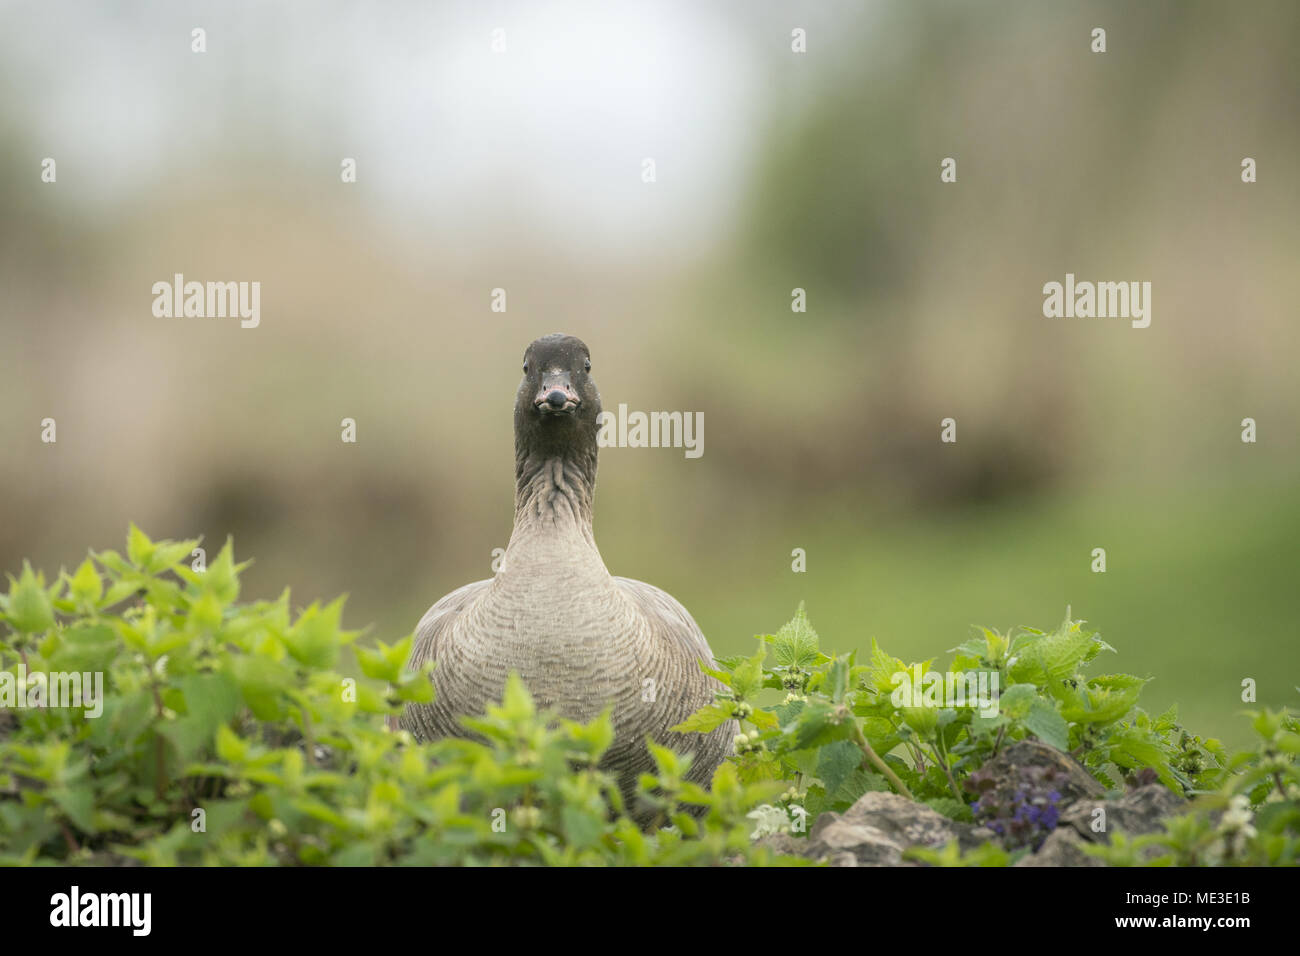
[152, 273, 260, 328]
[0, 666, 104, 718]
[595, 404, 703, 458]
[50, 886, 150, 936]
[1042, 273, 1151, 328]
[890, 665, 1000, 718]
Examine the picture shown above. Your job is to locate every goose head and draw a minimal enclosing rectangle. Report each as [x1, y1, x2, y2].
[514, 334, 602, 459]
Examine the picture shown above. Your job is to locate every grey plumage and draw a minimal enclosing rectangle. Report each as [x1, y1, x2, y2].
[398, 334, 733, 819]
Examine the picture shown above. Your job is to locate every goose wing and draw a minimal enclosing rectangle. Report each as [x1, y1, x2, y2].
[612, 576, 734, 787]
[394, 579, 492, 736]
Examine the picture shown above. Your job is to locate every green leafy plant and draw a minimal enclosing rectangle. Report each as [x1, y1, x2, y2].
[0, 527, 791, 866]
[1083, 707, 1300, 866]
[2, 531, 1294, 866]
[672, 604, 1296, 864]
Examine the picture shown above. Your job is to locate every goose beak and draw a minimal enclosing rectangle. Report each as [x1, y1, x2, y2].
[534, 376, 581, 415]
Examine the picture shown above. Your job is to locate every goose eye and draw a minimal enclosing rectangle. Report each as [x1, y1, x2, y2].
[583, 358, 591, 372]
[522, 362, 529, 374]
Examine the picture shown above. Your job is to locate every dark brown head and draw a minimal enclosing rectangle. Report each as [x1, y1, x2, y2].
[514, 334, 602, 461]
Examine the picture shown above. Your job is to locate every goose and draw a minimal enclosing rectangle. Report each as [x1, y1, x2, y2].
[397, 333, 734, 818]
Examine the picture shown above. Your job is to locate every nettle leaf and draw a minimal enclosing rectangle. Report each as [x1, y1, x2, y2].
[67, 557, 103, 607]
[1022, 699, 1069, 751]
[143, 538, 202, 576]
[730, 642, 767, 700]
[786, 700, 852, 750]
[900, 706, 939, 737]
[770, 603, 823, 668]
[215, 724, 249, 764]
[647, 739, 683, 779]
[1008, 613, 1098, 686]
[1105, 726, 1186, 792]
[994, 683, 1040, 720]
[827, 768, 888, 809]
[355, 636, 411, 683]
[230, 655, 292, 720]
[5, 561, 55, 634]
[815, 738, 862, 795]
[773, 697, 806, 727]
[45, 623, 117, 674]
[671, 702, 734, 734]
[184, 539, 248, 605]
[1152, 703, 1180, 735]
[1057, 674, 1148, 727]
[698, 663, 732, 687]
[970, 710, 1010, 736]
[565, 709, 616, 760]
[949, 626, 1009, 668]
[824, 655, 851, 704]
[125, 523, 156, 570]
[801, 784, 828, 820]
[282, 597, 356, 669]
[949, 637, 985, 662]
[494, 672, 535, 722]
[865, 639, 920, 695]
[164, 673, 242, 760]
[736, 752, 784, 784]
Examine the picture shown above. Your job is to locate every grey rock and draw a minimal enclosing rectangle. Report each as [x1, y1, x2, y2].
[1015, 828, 1103, 867]
[1060, 782, 1185, 843]
[797, 791, 995, 866]
[976, 739, 1106, 804]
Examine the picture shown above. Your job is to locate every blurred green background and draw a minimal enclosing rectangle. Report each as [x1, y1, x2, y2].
[2, 1, 1297, 747]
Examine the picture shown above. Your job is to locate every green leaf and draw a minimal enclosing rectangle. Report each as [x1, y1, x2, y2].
[1023, 699, 1069, 750]
[900, 706, 939, 737]
[67, 557, 103, 607]
[815, 738, 862, 795]
[282, 597, 355, 669]
[46, 623, 117, 673]
[356, 639, 405, 683]
[865, 638, 912, 694]
[126, 523, 156, 570]
[494, 672, 534, 722]
[215, 724, 249, 764]
[995, 683, 1040, 720]
[698, 663, 732, 687]
[1008, 612, 1099, 686]
[670, 702, 735, 734]
[771, 603, 822, 668]
[51, 784, 97, 833]
[731, 642, 767, 700]
[164, 673, 242, 761]
[825, 654, 850, 704]
[786, 700, 852, 750]
[1057, 674, 1148, 727]
[562, 805, 604, 849]
[5, 561, 55, 633]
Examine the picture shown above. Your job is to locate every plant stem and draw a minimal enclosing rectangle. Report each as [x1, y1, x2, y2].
[149, 679, 167, 799]
[301, 708, 316, 767]
[930, 741, 964, 804]
[850, 721, 914, 801]
[906, 740, 926, 773]
[60, 822, 80, 856]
